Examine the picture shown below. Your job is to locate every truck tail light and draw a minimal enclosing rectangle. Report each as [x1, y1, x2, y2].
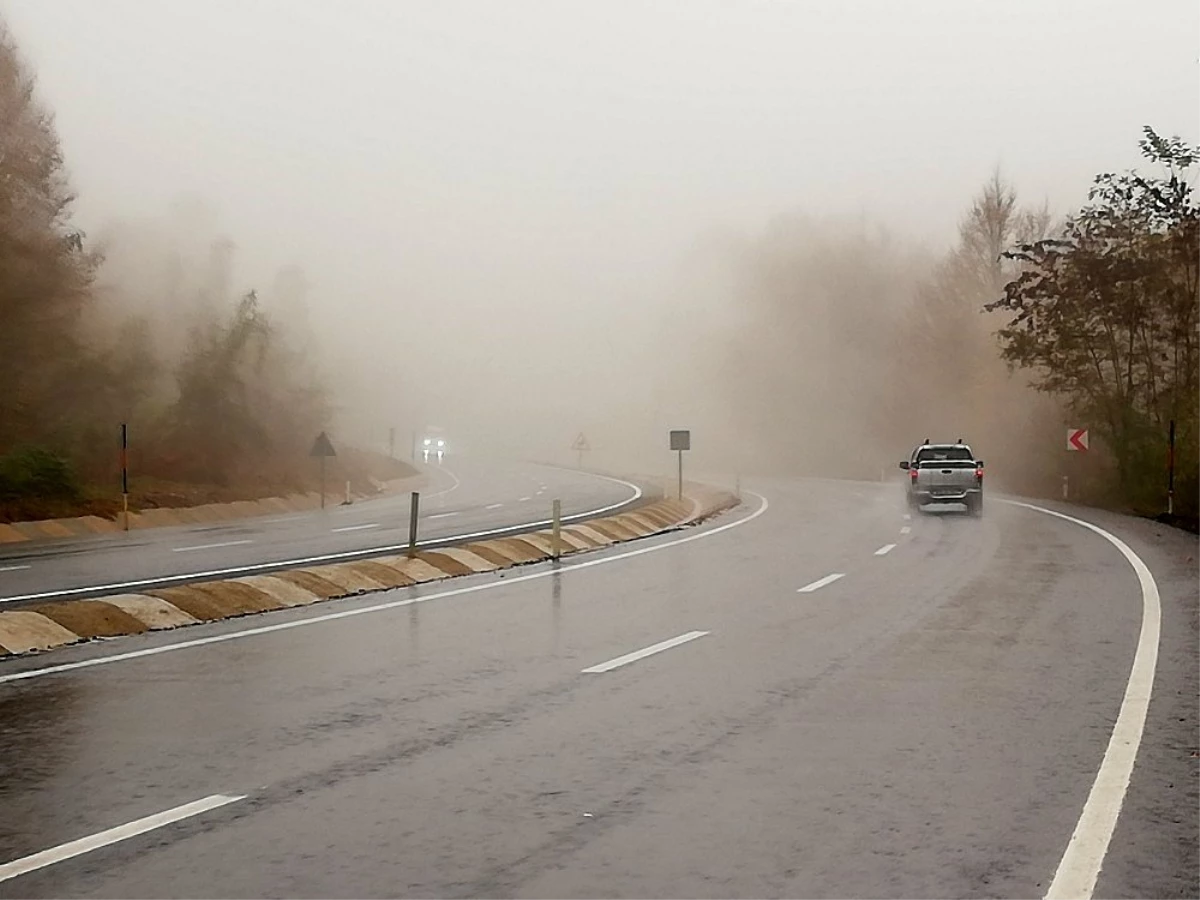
[975, 466, 984, 482]
[910, 466, 919, 482]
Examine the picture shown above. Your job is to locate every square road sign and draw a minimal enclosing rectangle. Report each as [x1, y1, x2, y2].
[669, 430, 691, 451]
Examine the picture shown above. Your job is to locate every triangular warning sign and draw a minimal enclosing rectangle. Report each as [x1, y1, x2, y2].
[310, 431, 337, 457]
[571, 432, 591, 452]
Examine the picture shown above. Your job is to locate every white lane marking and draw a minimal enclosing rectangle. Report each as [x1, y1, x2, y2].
[331, 523, 380, 533]
[0, 479, 644, 605]
[427, 512, 458, 520]
[797, 573, 845, 593]
[0, 793, 244, 883]
[998, 502, 1162, 900]
[424, 466, 462, 499]
[874, 543, 897, 556]
[582, 630, 709, 674]
[0, 565, 31, 573]
[903, 513, 912, 520]
[0, 493, 767, 684]
[519, 496, 532, 502]
[171, 540, 252, 553]
[485, 503, 503, 510]
[900, 526, 912, 535]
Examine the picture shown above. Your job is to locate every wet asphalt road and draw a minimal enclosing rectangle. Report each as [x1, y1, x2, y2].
[0, 477, 1195, 898]
[0, 458, 641, 604]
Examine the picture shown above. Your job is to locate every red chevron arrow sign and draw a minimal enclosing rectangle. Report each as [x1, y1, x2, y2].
[1067, 428, 1089, 452]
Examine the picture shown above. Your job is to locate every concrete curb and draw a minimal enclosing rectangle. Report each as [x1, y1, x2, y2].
[0, 486, 738, 657]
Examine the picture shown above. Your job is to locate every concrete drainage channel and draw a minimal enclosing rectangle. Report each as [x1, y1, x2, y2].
[0, 488, 738, 657]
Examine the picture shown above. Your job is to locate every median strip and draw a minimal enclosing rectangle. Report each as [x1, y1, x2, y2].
[0, 488, 737, 658]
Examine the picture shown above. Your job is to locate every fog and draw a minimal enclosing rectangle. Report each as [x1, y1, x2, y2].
[3, 0, 1196, 480]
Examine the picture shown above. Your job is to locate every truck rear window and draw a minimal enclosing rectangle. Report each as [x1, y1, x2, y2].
[915, 447, 974, 463]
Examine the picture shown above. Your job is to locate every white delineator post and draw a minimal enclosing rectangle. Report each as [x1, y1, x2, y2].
[552, 499, 562, 559]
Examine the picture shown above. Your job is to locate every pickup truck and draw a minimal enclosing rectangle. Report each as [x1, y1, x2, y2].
[899, 441, 984, 515]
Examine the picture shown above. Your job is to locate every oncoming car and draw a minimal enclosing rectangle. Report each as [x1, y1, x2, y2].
[421, 435, 446, 461]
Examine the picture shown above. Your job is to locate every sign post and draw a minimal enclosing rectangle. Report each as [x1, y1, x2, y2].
[1168, 419, 1176, 516]
[571, 432, 591, 469]
[119, 422, 129, 528]
[310, 431, 338, 509]
[552, 498, 562, 560]
[669, 429, 691, 501]
[389, 427, 396, 460]
[1064, 427, 1088, 503]
[408, 491, 420, 557]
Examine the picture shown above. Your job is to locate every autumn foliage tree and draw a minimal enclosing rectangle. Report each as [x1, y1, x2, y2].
[0, 19, 335, 516]
[0, 23, 97, 457]
[990, 128, 1199, 516]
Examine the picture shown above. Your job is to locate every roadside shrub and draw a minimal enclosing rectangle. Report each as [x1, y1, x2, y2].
[0, 447, 82, 501]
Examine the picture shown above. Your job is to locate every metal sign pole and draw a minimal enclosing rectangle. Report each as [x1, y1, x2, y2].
[1168, 419, 1176, 515]
[319, 455, 326, 509]
[408, 491, 420, 557]
[677, 449, 683, 501]
[120, 422, 129, 531]
[552, 499, 562, 559]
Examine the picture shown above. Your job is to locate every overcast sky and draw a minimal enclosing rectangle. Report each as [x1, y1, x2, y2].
[2, 1, 1196, 460]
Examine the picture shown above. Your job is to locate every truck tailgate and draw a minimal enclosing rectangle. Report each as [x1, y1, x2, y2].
[916, 462, 977, 494]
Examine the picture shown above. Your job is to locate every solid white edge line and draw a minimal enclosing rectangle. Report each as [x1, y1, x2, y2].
[998, 500, 1161, 900]
[581, 630, 710, 674]
[874, 543, 897, 556]
[0, 793, 244, 883]
[0, 565, 31, 572]
[0, 470, 644, 605]
[797, 573, 845, 593]
[0, 493, 768, 684]
[423, 465, 462, 499]
[171, 540, 252, 553]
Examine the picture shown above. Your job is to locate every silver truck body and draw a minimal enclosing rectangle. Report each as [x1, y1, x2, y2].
[900, 442, 984, 515]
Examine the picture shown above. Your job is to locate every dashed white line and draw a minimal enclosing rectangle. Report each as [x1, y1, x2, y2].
[427, 512, 458, 520]
[0, 565, 31, 573]
[172, 540, 252, 553]
[0, 793, 244, 883]
[331, 523, 380, 533]
[797, 573, 845, 593]
[485, 503, 503, 510]
[519, 496, 532, 502]
[874, 543, 897, 556]
[900, 526, 912, 535]
[903, 513, 912, 521]
[582, 630, 710, 674]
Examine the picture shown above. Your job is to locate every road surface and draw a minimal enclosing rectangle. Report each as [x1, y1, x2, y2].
[0, 476, 1195, 898]
[0, 458, 642, 604]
